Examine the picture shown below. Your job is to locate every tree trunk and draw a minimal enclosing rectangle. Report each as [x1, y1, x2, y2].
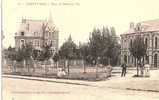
[56, 61, 59, 69]
[95, 64, 98, 78]
[27, 60, 30, 73]
[67, 60, 70, 75]
[83, 60, 86, 73]
[11, 60, 14, 72]
[137, 63, 139, 76]
[33, 61, 36, 73]
[12, 60, 16, 72]
[108, 58, 110, 65]
[45, 61, 47, 76]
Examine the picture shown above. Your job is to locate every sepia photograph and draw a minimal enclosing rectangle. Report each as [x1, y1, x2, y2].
[2, 0, 159, 100]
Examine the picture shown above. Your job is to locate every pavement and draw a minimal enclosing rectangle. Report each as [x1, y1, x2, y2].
[3, 77, 159, 100]
[3, 68, 159, 93]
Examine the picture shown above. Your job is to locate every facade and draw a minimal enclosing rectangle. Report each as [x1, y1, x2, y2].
[15, 17, 59, 53]
[121, 19, 159, 68]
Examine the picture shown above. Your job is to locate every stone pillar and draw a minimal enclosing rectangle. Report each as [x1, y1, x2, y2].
[127, 54, 129, 64]
[149, 34, 153, 67]
[149, 54, 152, 67]
[149, 34, 153, 49]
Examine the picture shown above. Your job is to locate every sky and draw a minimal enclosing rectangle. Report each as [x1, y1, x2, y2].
[2, 0, 159, 48]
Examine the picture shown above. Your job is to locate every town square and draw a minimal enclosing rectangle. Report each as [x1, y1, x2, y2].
[2, 0, 159, 100]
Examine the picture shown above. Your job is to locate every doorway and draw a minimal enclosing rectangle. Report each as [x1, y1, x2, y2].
[154, 54, 158, 67]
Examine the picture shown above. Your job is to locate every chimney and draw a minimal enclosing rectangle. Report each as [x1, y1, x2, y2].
[22, 17, 26, 23]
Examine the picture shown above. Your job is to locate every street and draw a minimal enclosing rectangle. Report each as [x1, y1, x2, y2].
[2, 69, 159, 100]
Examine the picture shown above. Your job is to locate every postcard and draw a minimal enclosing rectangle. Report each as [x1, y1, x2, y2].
[2, 0, 159, 100]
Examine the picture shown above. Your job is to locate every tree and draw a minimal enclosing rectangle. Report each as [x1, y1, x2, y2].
[53, 52, 60, 68]
[89, 28, 103, 64]
[88, 27, 120, 66]
[32, 49, 39, 60]
[19, 43, 33, 72]
[59, 35, 77, 75]
[6, 44, 34, 73]
[7, 46, 17, 72]
[108, 26, 120, 66]
[129, 36, 147, 76]
[53, 52, 59, 62]
[79, 43, 90, 73]
[110, 26, 116, 37]
[37, 44, 52, 61]
[32, 49, 40, 72]
[38, 43, 53, 75]
[11, 43, 34, 73]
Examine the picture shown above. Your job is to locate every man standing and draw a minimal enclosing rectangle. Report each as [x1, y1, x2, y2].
[121, 62, 127, 77]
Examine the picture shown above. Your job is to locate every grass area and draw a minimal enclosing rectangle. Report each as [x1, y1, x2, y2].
[3, 66, 111, 81]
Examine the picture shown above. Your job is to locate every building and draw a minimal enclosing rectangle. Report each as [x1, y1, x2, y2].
[121, 19, 159, 68]
[15, 16, 59, 54]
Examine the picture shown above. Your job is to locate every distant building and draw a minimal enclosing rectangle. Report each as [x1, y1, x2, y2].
[121, 19, 159, 68]
[15, 15, 59, 54]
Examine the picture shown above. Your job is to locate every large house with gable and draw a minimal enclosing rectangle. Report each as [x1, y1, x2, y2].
[15, 16, 59, 54]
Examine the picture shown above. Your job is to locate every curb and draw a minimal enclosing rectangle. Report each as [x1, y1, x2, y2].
[3, 74, 159, 93]
[125, 88, 159, 93]
[2, 75, 93, 87]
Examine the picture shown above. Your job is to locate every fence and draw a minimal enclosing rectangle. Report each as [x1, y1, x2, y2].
[2, 60, 112, 80]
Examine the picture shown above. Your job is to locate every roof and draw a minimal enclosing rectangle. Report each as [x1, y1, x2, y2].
[141, 19, 159, 31]
[16, 18, 57, 37]
[124, 19, 159, 34]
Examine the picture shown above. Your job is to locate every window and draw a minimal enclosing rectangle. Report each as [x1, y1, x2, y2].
[146, 55, 149, 64]
[34, 32, 39, 37]
[49, 32, 51, 37]
[155, 37, 157, 48]
[130, 39, 132, 46]
[124, 40, 126, 49]
[131, 39, 132, 45]
[37, 40, 40, 47]
[20, 39, 25, 48]
[21, 31, 24, 36]
[51, 40, 54, 46]
[26, 23, 29, 30]
[136, 23, 141, 31]
[154, 54, 157, 67]
[37, 32, 39, 37]
[51, 32, 53, 37]
[21, 40, 24, 44]
[33, 40, 37, 46]
[124, 55, 127, 63]
[45, 32, 48, 38]
[145, 38, 148, 48]
[34, 32, 36, 36]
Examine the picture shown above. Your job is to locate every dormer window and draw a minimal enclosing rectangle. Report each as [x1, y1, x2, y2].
[136, 23, 141, 31]
[21, 31, 24, 36]
[20, 39, 25, 48]
[130, 22, 134, 29]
